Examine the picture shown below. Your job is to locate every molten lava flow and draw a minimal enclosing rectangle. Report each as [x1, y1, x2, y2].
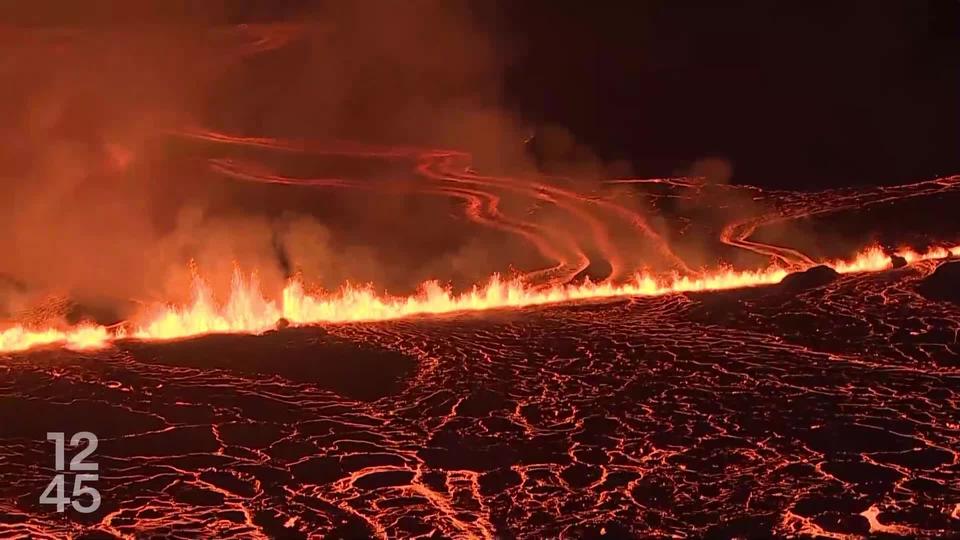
[130, 265, 790, 341]
[0, 324, 111, 353]
[2, 243, 958, 353]
[829, 244, 960, 273]
[828, 246, 895, 274]
[133, 272, 284, 340]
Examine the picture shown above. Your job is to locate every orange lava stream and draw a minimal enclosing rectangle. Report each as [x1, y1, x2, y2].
[2, 244, 958, 353]
[0, 325, 111, 353]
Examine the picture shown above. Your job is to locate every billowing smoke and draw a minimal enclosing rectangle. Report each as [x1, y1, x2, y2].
[0, 2, 528, 324]
[0, 2, 750, 328]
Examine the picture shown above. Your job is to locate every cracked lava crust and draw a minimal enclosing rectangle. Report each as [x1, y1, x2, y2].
[2, 249, 960, 538]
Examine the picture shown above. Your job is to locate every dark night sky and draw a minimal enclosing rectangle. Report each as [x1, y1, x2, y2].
[487, 1, 960, 188]
[6, 0, 959, 188]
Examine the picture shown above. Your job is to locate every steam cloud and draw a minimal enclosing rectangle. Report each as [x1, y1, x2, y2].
[0, 2, 761, 327]
[0, 2, 532, 324]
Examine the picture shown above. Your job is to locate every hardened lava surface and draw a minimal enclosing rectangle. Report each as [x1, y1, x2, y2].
[1, 262, 959, 539]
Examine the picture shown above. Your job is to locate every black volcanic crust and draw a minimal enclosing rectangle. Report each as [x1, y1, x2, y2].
[918, 261, 960, 304]
[778, 265, 840, 291]
[120, 326, 417, 402]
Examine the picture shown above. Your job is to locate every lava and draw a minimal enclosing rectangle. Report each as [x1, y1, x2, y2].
[3, 243, 958, 353]
[4, 15, 960, 540]
[0, 324, 111, 353]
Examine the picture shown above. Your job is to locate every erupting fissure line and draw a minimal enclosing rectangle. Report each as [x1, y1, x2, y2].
[5, 129, 960, 355]
[2, 244, 957, 354]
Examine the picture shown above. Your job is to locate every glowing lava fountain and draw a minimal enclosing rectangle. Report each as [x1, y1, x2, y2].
[1, 244, 958, 353]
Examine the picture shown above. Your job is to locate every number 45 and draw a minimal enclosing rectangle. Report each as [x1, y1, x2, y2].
[39, 474, 101, 513]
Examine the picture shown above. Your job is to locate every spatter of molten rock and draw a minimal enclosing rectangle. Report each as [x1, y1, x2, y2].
[0, 324, 112, 353]
[1, 244, 958, 353]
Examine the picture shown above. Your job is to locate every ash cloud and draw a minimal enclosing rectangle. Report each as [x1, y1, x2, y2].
[0, 2, 537, 323]
[1, 2, 749, 326]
